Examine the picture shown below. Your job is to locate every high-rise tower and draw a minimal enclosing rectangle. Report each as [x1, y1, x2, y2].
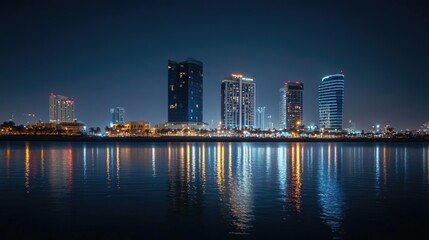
[110, 107, 125, 127]
[49, 93, 75, 123]
[221, 74, 255, 129]
[318, 73, 345, 131]
[256, 106, 266, 130]
[279, 81, 304, 130]
[168, 58, 203, 123]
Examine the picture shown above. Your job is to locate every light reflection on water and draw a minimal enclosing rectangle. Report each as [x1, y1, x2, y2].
[0, 142, 429, 238]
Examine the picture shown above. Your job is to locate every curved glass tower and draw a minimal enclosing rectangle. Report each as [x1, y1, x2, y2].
[318, 74, 344, 131]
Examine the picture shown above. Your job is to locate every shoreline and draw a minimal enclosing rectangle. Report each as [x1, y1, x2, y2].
[1, 135, 429, 143]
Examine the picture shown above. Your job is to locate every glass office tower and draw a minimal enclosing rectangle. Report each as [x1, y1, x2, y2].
[279, 81, 304, 130]
[168, 58, 203, 123]
[110, 107, 125, 127]
[318, 73, 345, 131]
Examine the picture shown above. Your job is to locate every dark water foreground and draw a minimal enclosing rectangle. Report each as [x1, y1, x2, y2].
[1, 141, 428, 239]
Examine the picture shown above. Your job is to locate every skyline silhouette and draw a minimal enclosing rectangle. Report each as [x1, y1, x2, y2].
[1, 0, 428, 130]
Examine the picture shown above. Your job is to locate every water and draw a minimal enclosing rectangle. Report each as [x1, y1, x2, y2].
[1, 141, 428, 239]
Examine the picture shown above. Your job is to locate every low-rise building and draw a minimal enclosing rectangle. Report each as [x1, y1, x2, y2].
[109, 121, 151, 136]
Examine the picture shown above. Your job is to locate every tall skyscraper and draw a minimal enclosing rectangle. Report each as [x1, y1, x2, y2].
[168, 58, 203, 123]
[279, 81, 304, 130]
[256, 106, 266, 130]
[110, 107, 125, 127]
[49, 93, 75, 123]
[221, 74, 255, 129]
[319, 73, 345, 131]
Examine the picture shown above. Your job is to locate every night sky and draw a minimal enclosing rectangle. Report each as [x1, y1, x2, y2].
[1, 0, 428, 130]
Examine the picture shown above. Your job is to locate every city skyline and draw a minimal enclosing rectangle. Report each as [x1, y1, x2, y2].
[1, 1, 428, 130]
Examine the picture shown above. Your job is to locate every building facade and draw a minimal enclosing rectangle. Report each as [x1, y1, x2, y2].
[256, 106, 266, 130]
[49, 93, 75, 123]
[110, 121, 151, 136]
[110, 107, 125, 127]
[168, 58, 203, 123]
[318, 73, 345, 131]
[221, 74, 255, 129]
[279, 81, 304, 130]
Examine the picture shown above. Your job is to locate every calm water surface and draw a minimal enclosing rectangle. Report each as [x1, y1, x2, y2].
[1, 141, 429, 239]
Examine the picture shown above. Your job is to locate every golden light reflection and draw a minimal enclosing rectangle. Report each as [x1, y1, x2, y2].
[67, 145, 73, 192]
[216, 143, 225, 194]
[41, 146, 45, 178]
[179, 144, 185, 183]
[25, 143, 30, 193]
[201, 143, 206, 189]
[116, 145, 121, 189]
[290, 143, 302, 212]
[186, 143, 190, 185]
[191, 145, 196, 181]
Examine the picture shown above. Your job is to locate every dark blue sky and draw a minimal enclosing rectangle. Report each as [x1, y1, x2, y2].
[1, 0, 428, 130]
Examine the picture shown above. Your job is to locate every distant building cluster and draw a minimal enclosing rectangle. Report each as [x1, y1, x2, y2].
[3, 57, 428, 139]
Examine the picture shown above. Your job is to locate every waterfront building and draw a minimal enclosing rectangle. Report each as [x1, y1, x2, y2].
[110, 107, 125, 127]
[110, 121, 151, 136]
[256, 106, 266, 130]
[59, 122, 85, 135]
[279, 81, 304, 130]
[168, 58, 203, 123]
[49, 93, 75, 123]
[126, 121, 151, 135]
[318, 73, 345, 131]
[221, 74, 255, 129]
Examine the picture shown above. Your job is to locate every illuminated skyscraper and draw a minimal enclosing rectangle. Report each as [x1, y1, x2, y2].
[256, 106, 266, 130]
[49, 93, 75, 123]
[319, 73, 345, 131]
[221, 74, 255, 129]
[279, 81, 304, 130]
[110, 107, 125, 127]
[168, 58, 203, 123]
